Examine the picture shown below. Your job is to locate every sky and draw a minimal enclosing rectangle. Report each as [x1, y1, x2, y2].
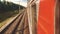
[1, 0, 27, 7]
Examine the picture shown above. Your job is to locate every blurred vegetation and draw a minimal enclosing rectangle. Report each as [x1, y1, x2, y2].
[0, 1, 25, 13]
[0, 1, 25, 22]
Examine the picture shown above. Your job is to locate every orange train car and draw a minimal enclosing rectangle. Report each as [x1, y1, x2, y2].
[37, 0, 59, 34]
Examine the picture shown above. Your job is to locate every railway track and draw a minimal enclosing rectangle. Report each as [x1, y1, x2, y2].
[0, 9, 29, 34]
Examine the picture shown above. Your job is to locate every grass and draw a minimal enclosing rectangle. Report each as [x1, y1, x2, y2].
[0, 10, 19, 22]
[0, 10, 19, 28]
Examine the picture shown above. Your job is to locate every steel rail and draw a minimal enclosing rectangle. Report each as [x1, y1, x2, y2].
[0, 10, 25, 34]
